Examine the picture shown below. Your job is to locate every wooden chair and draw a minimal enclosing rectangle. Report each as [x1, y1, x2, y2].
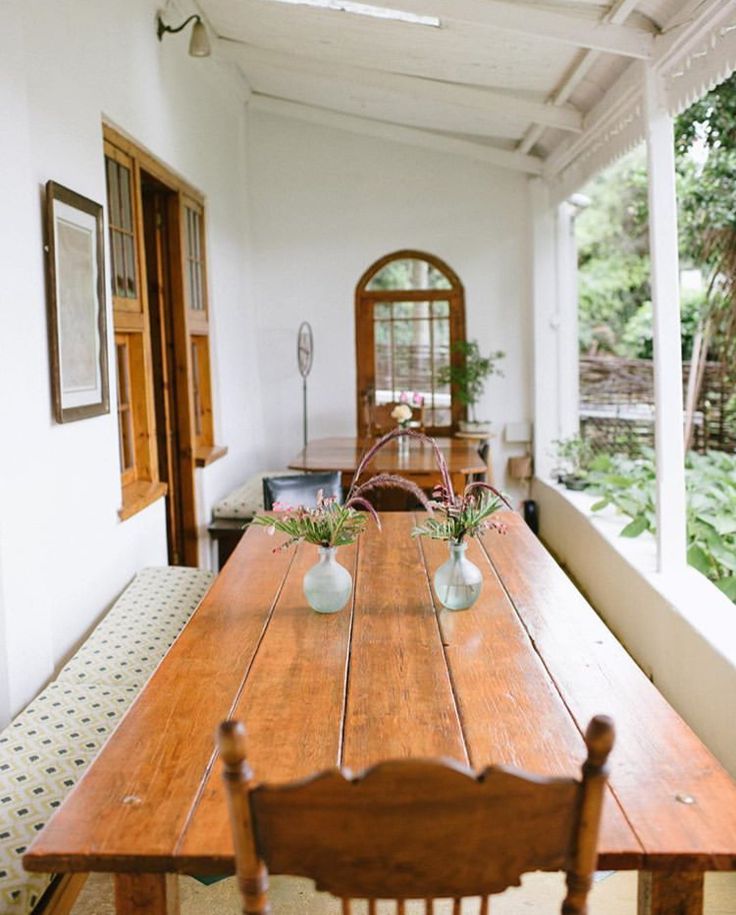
[217, 715, 614, 915]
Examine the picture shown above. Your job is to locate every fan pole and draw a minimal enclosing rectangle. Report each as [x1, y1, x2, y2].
[303, 376, 308, 448]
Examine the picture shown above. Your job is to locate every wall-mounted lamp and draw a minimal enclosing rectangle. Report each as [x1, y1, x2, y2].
[156, 13, 211, 57]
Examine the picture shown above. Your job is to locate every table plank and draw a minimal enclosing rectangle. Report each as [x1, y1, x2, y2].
[176, 537, 357, 871]
[24, 529, 294, 874]
[482, 512, 736, 871]
[342, 513, 468, 769]
[419, 532, 642, 869]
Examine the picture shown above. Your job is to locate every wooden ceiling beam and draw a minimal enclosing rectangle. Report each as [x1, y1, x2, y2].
[222, 42, 584, 132]
[359, 0, 655, 59]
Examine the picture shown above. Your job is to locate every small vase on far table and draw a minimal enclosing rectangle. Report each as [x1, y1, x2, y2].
[303, 546, 353, 613]
[397, 425, 410, 458]
[433, 541, 483, 611]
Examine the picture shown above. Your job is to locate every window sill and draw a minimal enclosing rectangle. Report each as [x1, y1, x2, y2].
[118, 480, 168, 521]
[195, 444, 228, 468]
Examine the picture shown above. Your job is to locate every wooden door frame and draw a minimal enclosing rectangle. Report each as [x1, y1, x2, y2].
[355, 250, 466, 437]
[105, 124, 202, 566]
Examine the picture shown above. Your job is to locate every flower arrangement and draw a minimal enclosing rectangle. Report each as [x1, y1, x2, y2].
[412, 482, 510, 544]
[391, 403, 413, 427]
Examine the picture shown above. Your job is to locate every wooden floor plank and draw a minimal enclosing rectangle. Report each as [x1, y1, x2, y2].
[176, 537, 357, 869]
[482, 512, 736, 871]
[24, 527, 294, 875]
[342, 513, 467, 769]
[420, 531, 642, 868]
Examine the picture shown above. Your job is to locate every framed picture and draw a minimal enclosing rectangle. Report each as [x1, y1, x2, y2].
[45, 180, 109, 422]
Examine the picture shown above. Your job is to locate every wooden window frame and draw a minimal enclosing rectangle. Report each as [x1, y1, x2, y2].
[103, 125, 225, 529]
[355, 250, 466, 437]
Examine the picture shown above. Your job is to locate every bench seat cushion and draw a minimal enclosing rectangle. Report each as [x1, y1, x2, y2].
[58, 566, 214, 688]
[212, 470, 295, 520]
[0, 681, 139, 914]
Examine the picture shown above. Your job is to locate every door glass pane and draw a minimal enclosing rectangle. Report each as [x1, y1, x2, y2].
[367, 258, 452, 291]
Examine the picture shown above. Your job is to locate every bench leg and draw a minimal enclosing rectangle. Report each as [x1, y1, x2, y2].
[637, 870, 704, 915]
[114, 874, 180, 914]
[40, 873, 89, 914]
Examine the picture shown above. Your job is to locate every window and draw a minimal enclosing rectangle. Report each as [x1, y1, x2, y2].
[182, 198, 216, 460]
[104, 136, 163, 519]
[355, 251, 466, 435]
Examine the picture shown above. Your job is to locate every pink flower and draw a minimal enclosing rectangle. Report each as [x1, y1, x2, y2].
[271, 501, 291, 512]
[412, 392, 424, 406]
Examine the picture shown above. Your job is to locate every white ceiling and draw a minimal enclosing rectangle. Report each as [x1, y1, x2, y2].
[194, 0, 705, 172]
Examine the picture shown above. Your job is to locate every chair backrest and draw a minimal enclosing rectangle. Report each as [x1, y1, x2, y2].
[218, 716, 614, 914]
[262, 472, 342, 511]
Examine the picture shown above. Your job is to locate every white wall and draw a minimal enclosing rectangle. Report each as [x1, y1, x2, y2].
[0, 0, 263, 723]
[534, 480, 736, 777]
[246, 109, 533, 489]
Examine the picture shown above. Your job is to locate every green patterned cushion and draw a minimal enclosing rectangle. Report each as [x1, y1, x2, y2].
[0, 682, 139, 914]
[59, 567, 214, 688]
[212, 470, 296, 520]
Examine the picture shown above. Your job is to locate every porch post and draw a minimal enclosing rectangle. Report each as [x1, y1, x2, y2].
[530, 178, 560, 480]
[556, 201, 580, 439]
[643, 64, 688, 573]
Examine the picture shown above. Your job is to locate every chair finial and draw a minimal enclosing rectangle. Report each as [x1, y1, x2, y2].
[218, 719, 248, 767]
[584, 715, 615, 768]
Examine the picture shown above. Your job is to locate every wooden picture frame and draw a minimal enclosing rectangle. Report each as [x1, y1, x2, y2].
[45, 180, 109, 422]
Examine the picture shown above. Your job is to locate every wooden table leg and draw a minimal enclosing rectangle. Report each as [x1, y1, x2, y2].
[114, 874, 180, 914]
[637, 870, 704, 915]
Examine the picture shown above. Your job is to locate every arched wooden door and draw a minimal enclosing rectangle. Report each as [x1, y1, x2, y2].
[355, 250, 466, 436]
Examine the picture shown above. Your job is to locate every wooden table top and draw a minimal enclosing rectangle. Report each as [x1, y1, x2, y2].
[25, 513, 736, 879]
[287, 436, 486, 477]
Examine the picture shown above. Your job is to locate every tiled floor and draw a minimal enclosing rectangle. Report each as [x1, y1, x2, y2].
[73, 870, 736, 913]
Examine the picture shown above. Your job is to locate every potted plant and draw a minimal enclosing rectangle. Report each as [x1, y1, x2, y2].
[553, 435, 594, 490]
[437, 340, 504, 434]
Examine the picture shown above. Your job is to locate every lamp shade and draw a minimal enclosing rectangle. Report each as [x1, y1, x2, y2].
[188, 19, 211, 57]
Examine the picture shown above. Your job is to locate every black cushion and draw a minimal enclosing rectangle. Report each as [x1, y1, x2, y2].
[262, 472, 343, 511]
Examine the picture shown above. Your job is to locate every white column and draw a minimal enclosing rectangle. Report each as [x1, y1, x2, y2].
[556, 201, 580, 439]
[643, 64, 688, 573]
[530, 178, 560, 479]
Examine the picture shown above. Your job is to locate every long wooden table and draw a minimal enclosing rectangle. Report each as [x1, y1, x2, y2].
[288, 435, 487, 492]
[24, 513, 736, 913]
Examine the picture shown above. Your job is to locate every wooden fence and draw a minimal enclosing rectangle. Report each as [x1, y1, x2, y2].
[579, 356, 736, 454]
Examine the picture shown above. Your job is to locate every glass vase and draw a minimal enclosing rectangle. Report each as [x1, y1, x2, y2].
[397, 428, 410, 458]
[433, 541, 483, 611]
[303, 547, 353, 613]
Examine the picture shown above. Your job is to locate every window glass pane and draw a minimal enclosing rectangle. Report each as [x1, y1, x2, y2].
[185, 206, 205, 311]
[374, 302, 391, 319]
[119, 165, 133, 232]
[123, 235, 136, 297]
[116, 341, 135, 472]
[106, 158, 120, 226]
[367, 258, 452, 291]
[112, 231, 126, 298]
[191, 340, 202, 438]
[433, 300, 450, 317]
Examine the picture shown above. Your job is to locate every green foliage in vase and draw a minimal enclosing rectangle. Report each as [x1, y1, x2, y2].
[585, 449, 736, 601]
[412, 482, 510, 544]
[252, 497, 370, 550]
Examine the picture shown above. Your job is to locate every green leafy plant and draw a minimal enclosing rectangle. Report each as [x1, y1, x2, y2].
[553, 435, 596, 484]
[437, 340, 504, 423]
[586, 449, 736, 601]
[253, 495, 371, 550]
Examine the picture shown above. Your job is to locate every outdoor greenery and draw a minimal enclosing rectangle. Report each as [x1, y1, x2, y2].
[577, 71, 736, 360]
[584, 450, 736, 601]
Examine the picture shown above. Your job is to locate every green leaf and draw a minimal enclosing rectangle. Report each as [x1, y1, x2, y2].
[687, 544, 712, 576]
[715, 577, 736, 601]
[620, 516, 648, 538]
[590, 499, 609, 512]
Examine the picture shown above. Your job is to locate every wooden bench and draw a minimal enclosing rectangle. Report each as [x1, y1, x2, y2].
[0, 566, 214, 915]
